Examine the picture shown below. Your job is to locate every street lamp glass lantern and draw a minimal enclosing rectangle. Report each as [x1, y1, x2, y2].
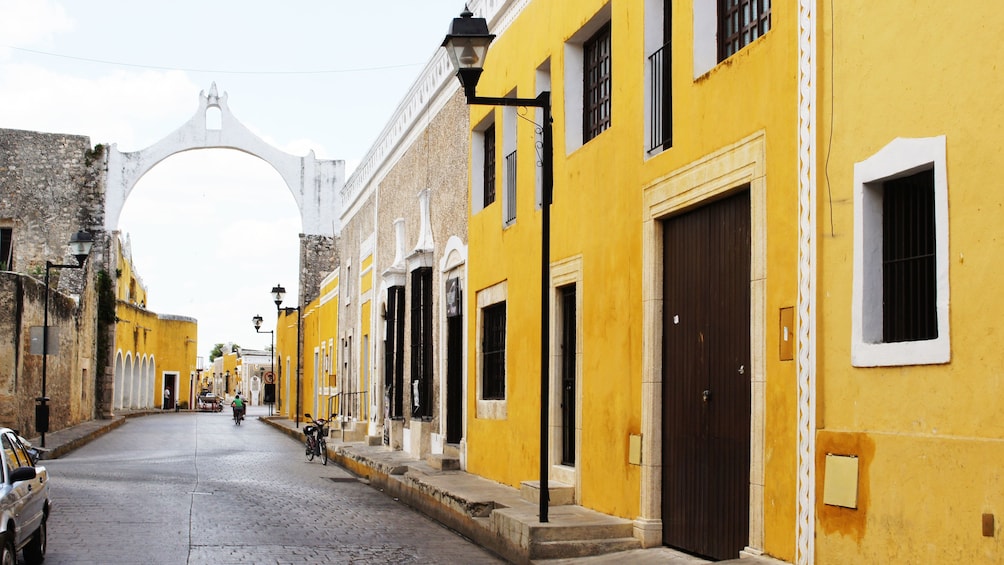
[441, 8, 495, 96]
[252, 314, 263, 330]
[68, 230, 94, 266]
[271, 284, 286, 308]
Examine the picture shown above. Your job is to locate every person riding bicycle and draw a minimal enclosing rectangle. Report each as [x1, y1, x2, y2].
[231, 393, 246, 422]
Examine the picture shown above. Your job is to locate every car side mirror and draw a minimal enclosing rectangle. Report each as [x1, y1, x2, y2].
[10, 466, 37, 483]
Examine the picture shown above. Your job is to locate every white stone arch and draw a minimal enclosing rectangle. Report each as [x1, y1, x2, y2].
[103, 83, 344, 238]
[138, 355, 147, 408]
[147, 355, 157, 408]
[114, 351, 125, 410]
[124, 352, 134, 409]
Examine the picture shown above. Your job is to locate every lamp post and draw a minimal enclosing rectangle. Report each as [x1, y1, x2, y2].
[39, 229, 94, 448]
[271, 283, 302, 428]
[443, 8, 554, 523]
[253, 314, 275, 416]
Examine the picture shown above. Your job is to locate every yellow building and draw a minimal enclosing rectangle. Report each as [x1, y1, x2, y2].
[111, 233, 198, 410]
[461, 0, 802, 560]
[814, 1, 1004, 562]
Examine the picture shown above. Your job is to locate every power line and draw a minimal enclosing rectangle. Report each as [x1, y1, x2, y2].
[4, 45, 421, 75]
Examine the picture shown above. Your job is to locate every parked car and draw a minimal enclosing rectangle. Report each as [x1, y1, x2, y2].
[1, 427, 49, 565]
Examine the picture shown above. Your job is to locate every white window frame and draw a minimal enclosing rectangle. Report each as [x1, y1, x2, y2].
[563, 3, 613, 154]
[472, 112, 496, 214]
[502, 88, 518, 227]
[476, 280, 507, 419]
[851, 135, 950, 367]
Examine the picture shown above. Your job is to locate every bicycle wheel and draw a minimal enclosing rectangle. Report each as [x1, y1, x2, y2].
[306, 439, 315, 461]
[320, 439, 328, 465]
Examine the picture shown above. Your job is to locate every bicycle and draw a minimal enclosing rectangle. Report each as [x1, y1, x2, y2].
[303, 413, 333, 465]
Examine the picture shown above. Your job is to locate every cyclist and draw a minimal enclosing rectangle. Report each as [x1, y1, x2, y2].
[231, 393, 246, 423]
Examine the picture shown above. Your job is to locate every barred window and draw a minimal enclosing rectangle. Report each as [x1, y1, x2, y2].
[583, 23, 612, 142]
[718, 0, 771, 61]
[882, 170, 937, 343]
[410, 268, 433, 418]
[484, 124, 496, 206]
[482, 302, 506, 400]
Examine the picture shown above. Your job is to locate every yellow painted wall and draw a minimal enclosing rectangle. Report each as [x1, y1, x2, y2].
[301, 300, 320, 418]
[816, 1, 1004, 562]
[275, 307, 299, 420]
[465, 0, 800, 558]
[113, 235, 197, 409]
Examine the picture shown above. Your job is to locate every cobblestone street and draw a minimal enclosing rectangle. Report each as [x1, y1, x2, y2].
[39, 406, 506, 564]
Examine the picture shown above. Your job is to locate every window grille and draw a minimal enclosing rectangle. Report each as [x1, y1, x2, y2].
[648, 41, 672, 152]
[482, 302, 506, 400]
[583, 23, 612, 142]
[385, 286, 406, 418]
[410, 268, 433, 418]
[882, 169, 937, 342]
[484, 124, 496, 206]
[718, 0, 771, 61]
[504, 150, 517, 225]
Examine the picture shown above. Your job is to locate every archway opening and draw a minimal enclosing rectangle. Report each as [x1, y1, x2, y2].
[118, 148, 301, 361]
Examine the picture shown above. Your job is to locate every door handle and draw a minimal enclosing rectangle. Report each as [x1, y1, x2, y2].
[702, 390, 711, 403]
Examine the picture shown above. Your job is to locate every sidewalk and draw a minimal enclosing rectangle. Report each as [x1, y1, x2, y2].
[30, 409, 787, 565]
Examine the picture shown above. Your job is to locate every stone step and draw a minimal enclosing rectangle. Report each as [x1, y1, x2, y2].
[425, 453, 461, 471]
[520, 480, 575, 506]
[443, 443, 461, 459]
[531, 537, 643, 560]
[491, 503, 639, 560]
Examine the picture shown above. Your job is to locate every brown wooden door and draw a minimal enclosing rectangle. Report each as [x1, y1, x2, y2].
[662, 189, 751, 560]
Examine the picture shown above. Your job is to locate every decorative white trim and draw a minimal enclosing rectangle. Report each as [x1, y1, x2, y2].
[339, 0, 530, 222]
[549, 255, 583, 502]
[795, 0, 817, 562]
[851, 136, 950, 367]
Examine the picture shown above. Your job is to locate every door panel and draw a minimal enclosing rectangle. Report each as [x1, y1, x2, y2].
[662, 190, 751, 560]
[446, 314, 463, 444]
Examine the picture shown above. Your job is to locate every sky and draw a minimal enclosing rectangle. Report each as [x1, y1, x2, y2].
[0, 0, 468, 363]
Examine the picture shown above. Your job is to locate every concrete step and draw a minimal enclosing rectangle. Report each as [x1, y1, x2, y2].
[443, 443, 461, 459]
[426, 453, 461, 471]
[491, 502, 638, 560]
[521, 480, 575, 506]
[531, 537, 643, 560]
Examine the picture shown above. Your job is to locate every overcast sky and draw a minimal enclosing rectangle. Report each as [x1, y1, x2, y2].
[0, 0, 467, 362]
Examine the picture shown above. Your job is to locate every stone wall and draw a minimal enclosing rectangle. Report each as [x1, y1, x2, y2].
[0, 272, 94, 436]
[0, 128, 108, 432]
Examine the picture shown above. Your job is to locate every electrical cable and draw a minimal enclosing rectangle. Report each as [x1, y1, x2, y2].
[4, 44, 422, 75]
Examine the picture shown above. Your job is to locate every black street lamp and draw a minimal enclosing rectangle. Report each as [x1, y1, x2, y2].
[443, 8, 554, 523]
[252, 314, 275, 416]
[39, 229, 94, 447]
[271, 283, 302, 428]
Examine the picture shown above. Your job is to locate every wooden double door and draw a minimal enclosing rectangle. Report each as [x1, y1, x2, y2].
[661, 190, 751, 561]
